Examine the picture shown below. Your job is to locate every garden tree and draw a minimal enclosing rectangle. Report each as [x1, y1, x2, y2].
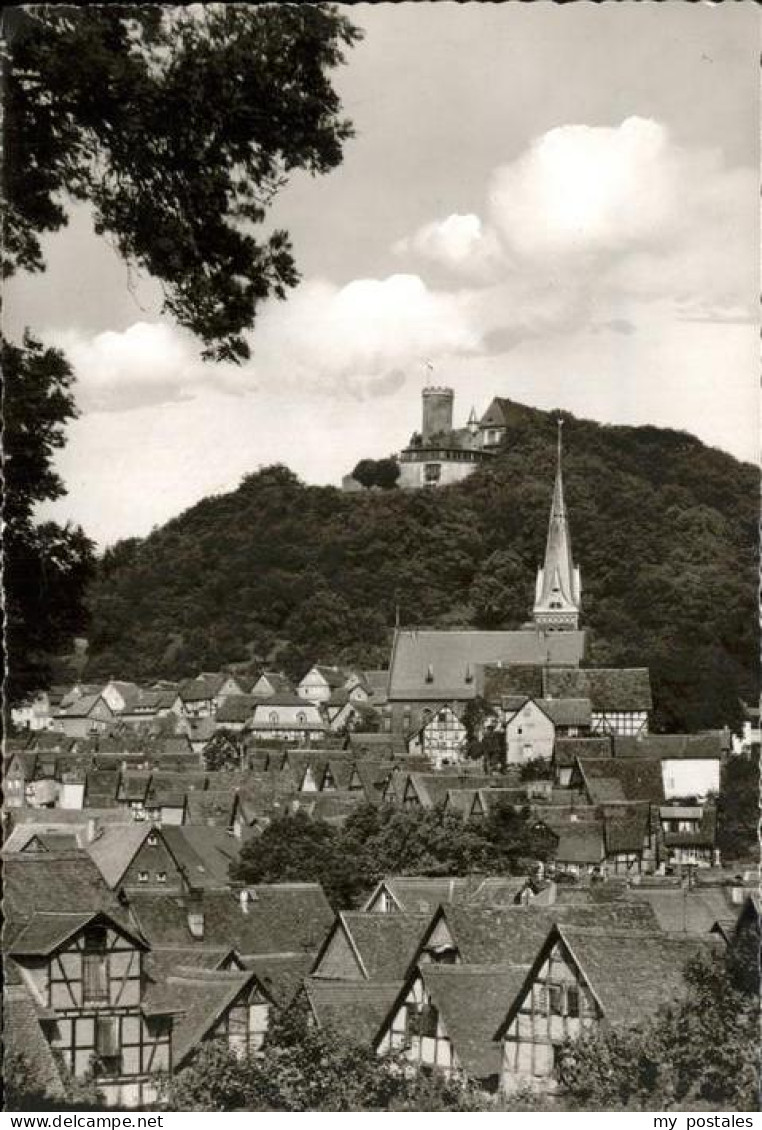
[202, 729, 244, 771]
[5, 6, 361, 360]
[3, 6, 360, 706]
[4, 1052, 104, 1111]
[3, 335, 96, 705]
[461, 695, 502, 766]
[232, 801, 557, 908]
[351, 457, 401, 490]
[716, 746, 760, 861]
[558, 946, 760, 1111]
[163, 1011, 483, 1112]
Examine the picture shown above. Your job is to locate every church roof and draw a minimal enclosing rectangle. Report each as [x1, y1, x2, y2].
[534, 423, 580, 615]
[388, 629, 585, 701]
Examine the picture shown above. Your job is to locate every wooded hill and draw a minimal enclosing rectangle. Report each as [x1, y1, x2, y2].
[85, 401, 759, 732]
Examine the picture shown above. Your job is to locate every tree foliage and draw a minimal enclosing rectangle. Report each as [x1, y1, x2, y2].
[716, 747, 760, 862]
[3, 335, 96, 704]
[163, 1010, 483, 1111]
[5, 6, 361, 360]
[85, 409, 758, 732]
[232, 801, 557, 908]
[351, 457, 401, 490]
[558, 945, 760, 1111]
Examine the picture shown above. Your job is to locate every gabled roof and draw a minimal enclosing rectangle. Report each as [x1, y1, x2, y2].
[545, 667, 653, 712]
[179, 677, 222, 703]
[363, 877, 472, 914]
[614, 733, 725, 760]
[624, 886, 737, 935]
[313, 912, 431, 982]
[161, 825, 239, 889]
[495, 926, 715, 1037]
[554, 736, 612, 767]
[130, 883, 333, 955]
[9, 909, 146, 957]
[554, 826, 605, 865]
[428, 901, 660, 967]
[312, 665, 352, 688]
[388, 630, 585, 701]
[4, 852, 123, 922]
[215, 695, 257, 724]
[57, 693, 113, 719]
[86, 823, 154, 888]
[304, 979, 400, 1045]
[252, 671, 295, 696]
[247, 953, 315, 1007]
[536, 698, 592, 728]
[419, 963, 530, 1078]
[161, 968, 270, 1067]
[576, 757, 665, 804]
[603, 804, 651, 854]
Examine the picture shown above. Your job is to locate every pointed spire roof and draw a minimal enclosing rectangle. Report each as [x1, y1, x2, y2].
[533, 417, 581, 626]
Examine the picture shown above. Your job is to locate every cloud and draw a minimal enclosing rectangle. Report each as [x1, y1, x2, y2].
[392, 213, 502, 277]
[50, 322, 252, 413]
[390, 116, 755, 349]
[53, 274, 483, 413]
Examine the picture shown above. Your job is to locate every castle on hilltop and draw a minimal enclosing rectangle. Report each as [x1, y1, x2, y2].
[343, 387, 525, 492]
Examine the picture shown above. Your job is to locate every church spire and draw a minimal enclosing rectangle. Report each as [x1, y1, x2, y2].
[533, 416, 581, 631]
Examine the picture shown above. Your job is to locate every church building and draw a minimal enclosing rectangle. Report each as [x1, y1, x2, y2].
[532, 420, 581, 631]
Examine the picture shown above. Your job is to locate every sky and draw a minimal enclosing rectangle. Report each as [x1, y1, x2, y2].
[6, 3, 760, 548]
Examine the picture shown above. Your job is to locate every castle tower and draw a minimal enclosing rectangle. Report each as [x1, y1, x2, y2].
[533, 418, 581, 631]
[421, 387, 454, 442]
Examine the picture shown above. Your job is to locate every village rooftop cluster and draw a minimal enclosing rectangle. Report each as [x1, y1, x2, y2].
[4, 428, 759, 1107]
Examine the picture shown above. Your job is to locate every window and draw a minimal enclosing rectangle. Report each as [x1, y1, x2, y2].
[548, 984, 564, 1016]
[137, 871, 149, 883]
[95, 1016, 120, 1072]
[424, 463, 441, 484]
[83, 952, 108, 1004]
[566, 986, 580, 1018]
[269, 711, 279, 723]
[147, 833, 158, 846]
[296, 712, 307, 724]
[157, 872, 167, 883]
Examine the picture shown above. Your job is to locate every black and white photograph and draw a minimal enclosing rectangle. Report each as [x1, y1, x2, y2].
[2, 1, 760, 1116]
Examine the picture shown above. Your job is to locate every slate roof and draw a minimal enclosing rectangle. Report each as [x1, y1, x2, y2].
[364, 877, 473, 914]
[9, 909, 145, 957]
[216, 695, 257, 724]
[544, 667, 653, 712]
[421, 964, 530, 1078]
[466, 877, 528, 907]
[603, 804, 651, 854]
[614, 733, 725, 760]
[56, 692, 112, 719]
[315, 912, 431, 982]
[313, 665, 350, 689]
[4, 852, 124, 923]
[130, 883, 333, 955]
[536, 698, 592, 728]
[554, 736, 612, 767]
[2, 824, 88, 854]
[179, 676, 225, 702]
[626, 887, 734, 934]
[252, 672, 295, 697]
[554, 926, 716, 1026]
[576, 757, 665, 804]
[304, 979, 400, 1044]
[186, 789, 236, 826]
[86, 823, 153, 888]
[404, 772, 497, 808]
[162, 968, 268, 1067]
[346, 733, 406, 757]
[554, 827, 605, 865]
[434, 902, 661, 966]
[161, 826, 239, 888]
[247, 953, 315, 1007]
[478, 664, 544, 703]
[388, 630, 585, 701]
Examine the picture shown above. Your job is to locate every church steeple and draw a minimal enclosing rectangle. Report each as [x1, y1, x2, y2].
[533, 416, 581, 631]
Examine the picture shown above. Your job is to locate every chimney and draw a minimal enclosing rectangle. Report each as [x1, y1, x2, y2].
[421, 387, 454, 442]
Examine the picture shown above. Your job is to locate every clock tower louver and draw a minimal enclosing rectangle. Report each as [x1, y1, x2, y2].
[533, 418, 581, 631]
